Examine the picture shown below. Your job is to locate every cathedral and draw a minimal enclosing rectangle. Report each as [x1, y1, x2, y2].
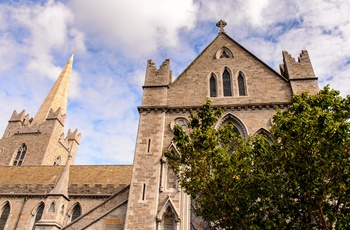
[0, 21, 319, 229]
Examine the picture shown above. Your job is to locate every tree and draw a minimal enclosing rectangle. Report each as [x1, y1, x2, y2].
[165, 86, 350, 229]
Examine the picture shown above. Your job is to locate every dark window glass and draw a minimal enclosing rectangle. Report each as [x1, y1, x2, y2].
[223, 69, 232, 96]
[71, 205, 81, 222]
[32, 203, 44, 230]
[0, 203, 10, 230]
[13, 143, 27, 166]
[238, 72, 246, 96]
[210, 74, 217, 97]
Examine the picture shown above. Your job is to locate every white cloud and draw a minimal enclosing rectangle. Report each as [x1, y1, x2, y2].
[68, 0, 198, 57]
[0, 0, 349, 166]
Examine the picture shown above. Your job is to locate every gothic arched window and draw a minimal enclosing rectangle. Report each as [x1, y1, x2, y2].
[48, 202, 55, 212]
[0, 202, 10, 229]
[238, 72, 247, 96]
[71, 204, 82, 222]
[223, 68, 232, 96]
[210, 74, 217, 97]
[163, 207, 175, 230]
[13, 143, 27, 166]
[31, 203, 44, 230]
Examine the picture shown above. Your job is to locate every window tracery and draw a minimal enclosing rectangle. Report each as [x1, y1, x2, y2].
[13, 143, 27, 166]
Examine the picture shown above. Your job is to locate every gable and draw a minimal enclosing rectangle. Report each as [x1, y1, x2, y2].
[167, 33, 293, 107]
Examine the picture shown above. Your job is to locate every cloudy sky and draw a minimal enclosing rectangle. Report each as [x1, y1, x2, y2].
[0, 0, 349, 165]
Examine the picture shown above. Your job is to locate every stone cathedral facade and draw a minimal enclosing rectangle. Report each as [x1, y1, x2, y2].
[0, 21, 318, 229]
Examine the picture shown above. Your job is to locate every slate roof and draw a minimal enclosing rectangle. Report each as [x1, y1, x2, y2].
[0, 165, 133, 195]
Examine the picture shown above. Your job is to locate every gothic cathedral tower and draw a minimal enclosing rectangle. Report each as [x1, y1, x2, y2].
[125, 21, 319, 229]
[0, 54, 81, 167]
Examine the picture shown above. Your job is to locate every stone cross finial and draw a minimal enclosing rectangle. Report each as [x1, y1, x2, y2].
[216, 20, 227, 34]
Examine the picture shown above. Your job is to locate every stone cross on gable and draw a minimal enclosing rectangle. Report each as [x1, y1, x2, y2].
[216, 20, 227, 34]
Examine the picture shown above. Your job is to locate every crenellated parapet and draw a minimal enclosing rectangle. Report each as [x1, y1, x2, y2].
[142, 59, 172, 107]
[9, 110, 31, 125]
[3, 107, 68, 138]
[59, 129, 81, 148]
[0, 183, 126, 195]
[46, 108, 66, 126]
[144, 59, 172, 87]
[280, 50, 319, 95]
[280, 50, 317, 80]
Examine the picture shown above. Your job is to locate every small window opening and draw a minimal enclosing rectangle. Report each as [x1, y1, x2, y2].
[147, 139, 151, 153]
[223, 68, 232, 96]
[71, 204, 82, 222]
[48, 202, 55, 212]
[238, 72, 247, 96]
[142, 183, 146, 201]
[210, 74, 217, 97]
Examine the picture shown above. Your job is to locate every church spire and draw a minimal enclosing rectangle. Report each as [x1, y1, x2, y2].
[32, 54, 74, 125]
[50, 154, 72, 198]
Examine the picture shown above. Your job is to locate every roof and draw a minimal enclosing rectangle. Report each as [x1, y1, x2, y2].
[0, 165, 133, 195]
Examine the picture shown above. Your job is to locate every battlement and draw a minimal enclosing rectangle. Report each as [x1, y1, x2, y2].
[144, 59, 172, 87]
[280, 50, 316, 80]
[3, 107, 70, 138]
[59, 129, 81, 148]
[67, 129, 81, 143]
[47, 108, 66, 126]
[9, 110, 31, 125]
[0, 183, 127, 195]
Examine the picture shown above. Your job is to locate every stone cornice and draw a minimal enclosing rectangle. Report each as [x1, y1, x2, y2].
[138, 102, 291, 113]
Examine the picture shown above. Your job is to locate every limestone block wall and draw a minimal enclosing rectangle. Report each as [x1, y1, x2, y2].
[126, 32, 320, 230]
[0, 193, 127, 230]
[63, 187, 129, 230]
[166, 35, 293, 107]
[124, 111, 167, 229]
[0, 118, 76, 166]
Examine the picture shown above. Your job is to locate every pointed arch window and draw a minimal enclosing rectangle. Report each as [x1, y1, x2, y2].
[238, 72, 247, 96]
[0, 202, 10, 229]
[31, 203, 44, 230]
[48, 202, 55, 212]
[223, 68, 232, 96]
[163, 207, 175, 229]
[71, 204, 82, 222]
[13, 143, 27, 166]
[209, 74, 217, 97]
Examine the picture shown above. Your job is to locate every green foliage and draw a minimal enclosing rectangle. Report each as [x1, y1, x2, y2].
[165, 87, 350, 229]
[270, 86, 350, 229]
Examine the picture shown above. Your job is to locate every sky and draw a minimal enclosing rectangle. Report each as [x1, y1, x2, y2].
[0, 0, 349, 165]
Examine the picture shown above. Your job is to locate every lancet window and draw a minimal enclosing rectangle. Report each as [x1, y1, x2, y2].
[209, 74, 217, 97]
[13, 143, 27, 166]
[0, 202, 10, 230]
[71, 204, 82, 222]
[223, 68, 232, 96]
[238, 71, 247, 96]
[30, 203, 44, 230]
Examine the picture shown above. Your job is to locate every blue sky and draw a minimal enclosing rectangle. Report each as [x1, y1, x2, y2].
[0, 0, 349, 165]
